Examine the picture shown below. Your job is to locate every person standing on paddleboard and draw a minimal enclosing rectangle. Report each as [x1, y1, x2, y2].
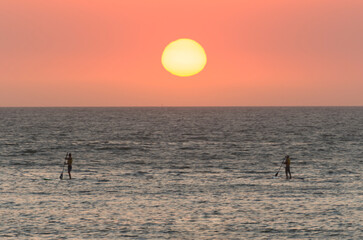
[284, 155, 292, 179]
[65, 153, 73, 179]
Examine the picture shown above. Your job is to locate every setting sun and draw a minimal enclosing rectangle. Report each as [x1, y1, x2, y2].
[161, 38, 207, 77]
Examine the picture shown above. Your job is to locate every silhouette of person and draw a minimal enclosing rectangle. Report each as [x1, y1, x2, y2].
[284, 155, 292, 179]
[65, 153, 73, 179]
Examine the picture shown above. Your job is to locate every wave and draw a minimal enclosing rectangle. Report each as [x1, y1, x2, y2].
[95, 146, 134, 151]
[21, 149, 38, 155]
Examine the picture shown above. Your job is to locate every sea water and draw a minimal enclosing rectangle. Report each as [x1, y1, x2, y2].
[0, 107, 362, 239]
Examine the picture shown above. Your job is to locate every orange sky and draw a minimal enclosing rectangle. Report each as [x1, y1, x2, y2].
[1, 0, 362, 106]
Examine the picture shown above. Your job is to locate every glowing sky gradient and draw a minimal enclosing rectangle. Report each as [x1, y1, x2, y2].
[1, 0, 362, 106]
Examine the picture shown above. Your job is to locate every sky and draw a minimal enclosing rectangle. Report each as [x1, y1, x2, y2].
[1, 0, 362, 106]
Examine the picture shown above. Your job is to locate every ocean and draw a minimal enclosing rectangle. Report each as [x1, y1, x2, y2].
[0, 107, 362, 239]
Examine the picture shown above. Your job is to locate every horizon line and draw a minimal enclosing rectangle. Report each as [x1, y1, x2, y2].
[0, 105, 362, 108]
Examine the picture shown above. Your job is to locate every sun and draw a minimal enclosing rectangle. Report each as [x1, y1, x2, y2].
[161, 38, 207, 77]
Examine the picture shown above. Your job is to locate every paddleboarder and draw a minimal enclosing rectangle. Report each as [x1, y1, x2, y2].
[65, 153, 73, 179]
[284, 155, 291, 179]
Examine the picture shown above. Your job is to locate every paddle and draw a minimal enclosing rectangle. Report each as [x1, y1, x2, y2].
[274, 158, 285, 177]
[60, 152, 68, 180]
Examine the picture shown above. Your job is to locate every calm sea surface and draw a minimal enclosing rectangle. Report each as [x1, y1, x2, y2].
[0, 107, 362, 239]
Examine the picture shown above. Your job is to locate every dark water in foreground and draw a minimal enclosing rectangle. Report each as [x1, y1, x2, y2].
[0, 107, 362, 239]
